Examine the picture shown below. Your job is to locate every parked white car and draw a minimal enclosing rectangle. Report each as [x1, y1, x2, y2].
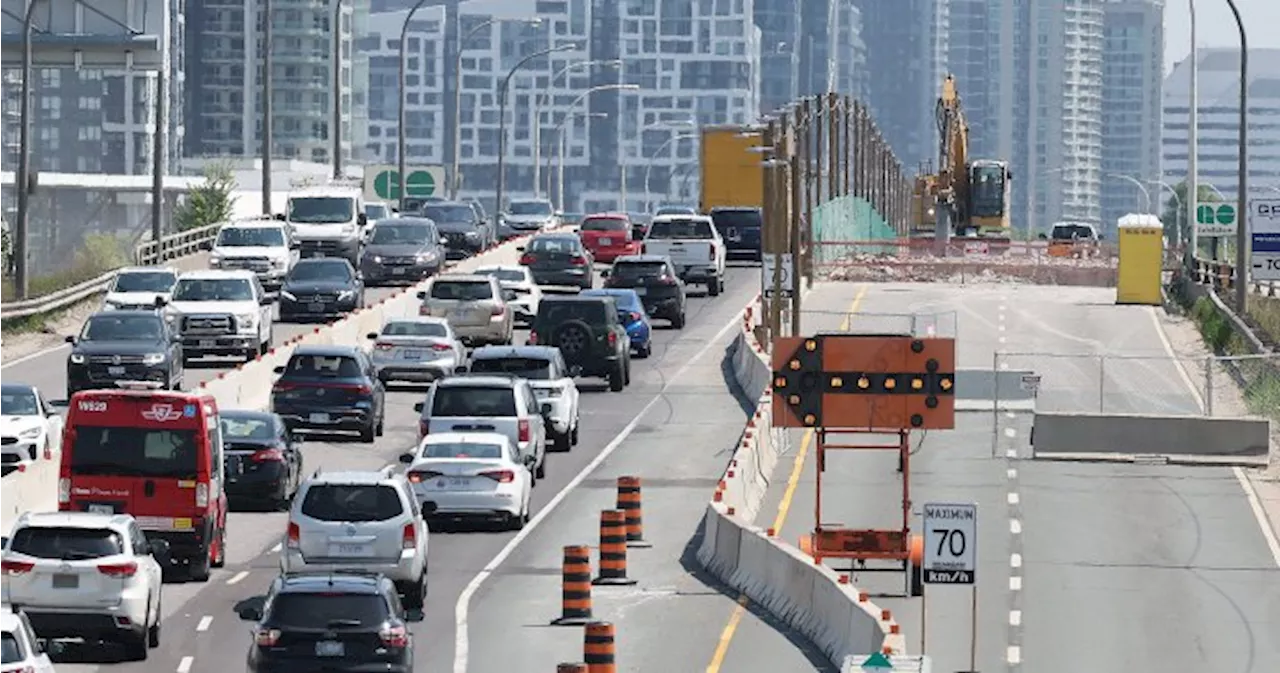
[0, 383, 61, 468]
[398, 431, 533, 530]
[642, 214, 726, 296]
[365, 316, 466, 384]
[209, 219, 298, 291]
[465, 346, 580, 450]
[474, 264, 542, 325]
[165, 270, 275, 361]
[101, 266, 178, 311]
[0, 606, 55, 673]
[1, 512, 167, 661]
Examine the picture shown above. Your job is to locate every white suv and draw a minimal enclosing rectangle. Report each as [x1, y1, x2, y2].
[281, 468, 431, 608]
[0, 607, 55, 673]
[1, 512, 167, 661]
[166, 269, 275, 361]
[210, 219, 298, 291]
[102, 266, 178, 311]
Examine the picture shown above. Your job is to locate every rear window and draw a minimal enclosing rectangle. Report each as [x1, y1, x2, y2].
[267, 593, 390, 629]
[221, 416, 274, 441]
[431, 386, 518, 417]
[612, 261, 667, 279]
[538, 300, 611, 325]
[283, 354, 362, 378]
[470, 357, 554, 380]
[9, 526, 124, 560]
[430, 280, 493, 301]
[300, 484, 404, 522]
[383, 321, 448, 338]
[711, 209, 763, 231]
[1, 632, 21, 664]
[70, 427, 199, 479]
[581, 217, 628, 232]
[648, 219, 713, 239]
[528, 237, 580, 254]
[420, 441, 504, 459]
[1051, 224, 1096, 240]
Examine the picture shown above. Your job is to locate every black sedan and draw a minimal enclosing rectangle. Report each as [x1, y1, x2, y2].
[270, 345, 386, 443]
[221, 410, 302, 510]
[65, 310, 184, 398]
[421, 201, 494, 259]
[279, 258, 365, 322]
[360, 217, 447, 285]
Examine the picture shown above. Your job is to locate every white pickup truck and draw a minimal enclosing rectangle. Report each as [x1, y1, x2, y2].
[641, 214, 726, 296]
[166, 270, 275, 362]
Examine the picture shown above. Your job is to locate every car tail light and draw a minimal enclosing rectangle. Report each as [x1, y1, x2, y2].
[272, 381, 298, 391]
[518, 418, 530, 443]
[374, 341, 395, 351]
[708, 244, 717, 260]
[430, 343, 452, 352]
[490, 304, 504, 316]
[479, 469, 515, 483]
[519, 254, 535, 265]
[658, 274, 677, 286]
[58, 477, 70, 504]
[255, 628, 281, 646]
[640, 243, 646, 254]
[1, 560, 34, 576]
[407, 470, 442, 483]
[528, 331, 538, 345]
[401, 522, 417, 550]
[286, 521, 300, 549]
[607, 331, 617, 347]
[97, 562, 138, 578]
[11, 666, 35, 673]
[418, 420, 430, 437]
[628, 311, 642, 323]
[251, 448, 285, 462]
[380, 624, 410, 648]
[196, 481, 209, 508]
[571, 255, 588, 266]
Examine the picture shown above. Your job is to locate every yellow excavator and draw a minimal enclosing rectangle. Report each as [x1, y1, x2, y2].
[911, 75, 1013, 249]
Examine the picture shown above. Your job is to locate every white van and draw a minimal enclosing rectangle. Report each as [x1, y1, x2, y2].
[283, 185, 367, 265]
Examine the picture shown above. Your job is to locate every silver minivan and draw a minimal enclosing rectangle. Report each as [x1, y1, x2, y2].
[416, 275, 513, 346]
[413, 375, 550, 480]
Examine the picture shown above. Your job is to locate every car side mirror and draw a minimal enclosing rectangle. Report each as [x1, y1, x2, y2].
[455, 365, 468, 374]
[289, 241, 300, 250]
[599, 269, 609, 277]
[540, 402, 553, 416]
[238, 607, 263, 621]
[46, 408, 59, 418]
[273, 213, 286, 221]
[420, 501, 438, 515]
[148, 539, 171, 561]
[398, 452, 415, 464]
[413, 402, 425, 413]
[416, 291, 427, 300]
[153, 296, 167, 308]
[440, 237, 449, 245]
[260, 295, 273, 306]
[1037, 233, 1048, 240]
[515, 246, 525, 252]
[64, 335, 75, 344]
[366, 332, 379, 340]
[555, 210, 564, 217]
[357, 213, 369, 226]
[273, 365, 285, 375]
[524, 454, 537, 469]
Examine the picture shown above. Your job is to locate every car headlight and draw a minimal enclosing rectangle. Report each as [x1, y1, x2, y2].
[272, 257, 288, 269]
[210, 255, 222, 266]
[142, 353, 166, 365]
[235, 312, 257, 329]
[370, 255, 383, 264]
[102, 301, 120, 311]
[465, 231, 479, 239]
[19, 427, 42, 439]
[337, 290, 356, 301]
[164, 311, 179, 324]
[416, 251, 436, 263]
[70, 353, 85, 364]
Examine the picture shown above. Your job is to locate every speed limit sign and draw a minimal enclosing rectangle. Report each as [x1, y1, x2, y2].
[922, 502, 977, 584]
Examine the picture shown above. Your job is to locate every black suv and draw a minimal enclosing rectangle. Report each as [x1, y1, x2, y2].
[601, 254, 688, 328]
[65, 310, 183, 398]
[271, 345, 386, 442]
[279, 258, 365, 322]
[421, 201, 494, 259]
[528, 296, 631, 392]
[240, 570, 421, 673]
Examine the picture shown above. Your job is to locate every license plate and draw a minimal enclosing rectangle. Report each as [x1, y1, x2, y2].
[199, 339, 215, 348]
[403, 350, 423, 360]
[392, 267, 406, 275]
[315, 640, 344, 657]
[87, 504, 114, 514]
[437, 477, 471, 490]
[52, 573, 79, 589]
[308, 302, 326, 312]
[107, 366, 126, 375]
[633, 287, 646, 296]
[330, 543, 371, 557]
[309, 412, 330, 423]
[599, 237, 612, 246]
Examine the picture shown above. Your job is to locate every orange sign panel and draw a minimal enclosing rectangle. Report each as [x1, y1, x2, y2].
[770, 334, 956, 430]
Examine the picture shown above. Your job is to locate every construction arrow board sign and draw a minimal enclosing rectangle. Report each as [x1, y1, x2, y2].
[922, 502, 977, 584]
[770, 334, 956, 430]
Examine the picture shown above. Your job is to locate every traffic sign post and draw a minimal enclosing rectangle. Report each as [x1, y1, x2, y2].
[921, 502, 978, 671]
[362, 164, 446, 203]
[1195, 201, 1236, 237]
[1248, 198, 1280, 281]
[762, 253, 794, 299]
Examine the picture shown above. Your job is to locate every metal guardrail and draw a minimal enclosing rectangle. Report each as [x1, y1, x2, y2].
[1, 222, 222, 320]
[1188, 256, 1279, 295]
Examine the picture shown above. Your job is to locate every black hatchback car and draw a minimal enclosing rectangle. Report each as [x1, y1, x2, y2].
[271, 345, 386, 442]
[240, 570, 421, 673]
[65, 310, 183, 398]
[709, 206, 763, 262]
[221, 410, 303, 510]
[601, 254, 688, 328]
[279, 258, 365, 322]
[518, 232, 594, 290]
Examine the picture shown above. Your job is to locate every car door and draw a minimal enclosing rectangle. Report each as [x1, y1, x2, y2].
[253, 277, 271, 338]
[277, 418, 301, 493]
[36, 391, 63, 455]
[359, 352, 385, 419]
[165, 321, 184, 384]
[521, 383, 546, 462]
[552, 351, 579, 425]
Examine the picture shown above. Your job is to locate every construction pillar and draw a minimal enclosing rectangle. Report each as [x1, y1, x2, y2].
[790, 104, 804, 335]
[803, 96, 816, 286]
[761, 119, 780, 345]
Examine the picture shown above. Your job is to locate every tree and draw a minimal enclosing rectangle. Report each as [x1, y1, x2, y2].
[174, 164, 237, 232]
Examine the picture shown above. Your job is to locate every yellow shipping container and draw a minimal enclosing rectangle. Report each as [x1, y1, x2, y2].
[700, 125, 765, 212]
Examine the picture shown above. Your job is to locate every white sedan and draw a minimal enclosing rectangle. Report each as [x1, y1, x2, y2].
[365, 316, 466, 384]
[474, 265, 542, 325]
[398, 432, 534, 530]
[1, 383, 61, 469]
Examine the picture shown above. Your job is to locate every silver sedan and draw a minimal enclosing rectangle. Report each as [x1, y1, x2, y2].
[366, 316, 466, 384]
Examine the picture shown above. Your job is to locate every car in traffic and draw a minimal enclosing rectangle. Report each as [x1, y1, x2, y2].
[365, 201, 393, 224]
[467, 346, 581, 450]
[413, 375, 549, 480]
[0, 383, 60, 471]
[474, 264, 542, 325]
[282, 185, 368, 265]
[420, 201, 493, 259]
[709, 206, 764, 262]
[399, 195, 446, 214]
[398, 432, 534, 530]
[416, 275, 513, 346]
[59, 387, 227, 580]
[527, 295, 631, 391]
[654, 204, 697, 216]
[1, 512, 168, 661]
[517, 232, 594, 290]
[101, 266, 178, 311]
[279, 258, 365, 322]
[366, 317, 466, 384]
[281, 469, 430, 608]
[582, 289, 654, 358]
[239, 570, 422, 673]
[599, 254, 688, 329]
[210, 219, 298, 290]
[0, 606, 55, 673]
[271, 345, 386, 442]
[65, 310, 184, 397]
[579, 212, 641, 263]
[221, 410, 303, 510]
[502, 198, 560, 238]
[166, 270, 275, 361]
[642, 214, 727, 296]
[359, 217, 447, 285]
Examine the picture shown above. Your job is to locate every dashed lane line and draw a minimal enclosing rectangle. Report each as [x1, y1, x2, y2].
[196, 616, 212, 632]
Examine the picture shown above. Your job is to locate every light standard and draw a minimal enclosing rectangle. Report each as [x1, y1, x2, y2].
[1225, 0, 1249, 312]
[643, 133, 698, 213]
[1187, 0, 1200, 266]
[633, 119, 695, 212]
[531, 59, 622, 198]
[396, 0, 434, 205]
[546, 83, 638, 211]
[14, 0, 40, 299]
[262, 0, 274, 215]
[550, 111, 608, 210]
[331, 0, 347, 180]
[1104, 172, 1152, 213]
[496, 43, 578, 220]
[1149, 179, 1183, 245]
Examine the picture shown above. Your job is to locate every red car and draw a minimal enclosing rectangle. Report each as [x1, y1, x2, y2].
[579, 213, 642, 263]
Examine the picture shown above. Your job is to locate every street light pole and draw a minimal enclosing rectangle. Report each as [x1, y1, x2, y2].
[546, 83, 637, 212]
[397, 0, 432, 205]
[1225, 0, 1248, 311]
[1187, 0, 1199, 264]
[1104, 173, 1152, 213]
[14, 0, 39, 299]
[331, 0, 345, 180]
[262, 0, 273, 215]
[643, 133, 697, 213]
[496, 44, 576, 221]
[533, 59, 621, 199]
[552, 112, 609, 210]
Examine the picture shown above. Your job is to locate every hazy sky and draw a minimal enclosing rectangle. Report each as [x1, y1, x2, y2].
[1163, 0, 1280, 74]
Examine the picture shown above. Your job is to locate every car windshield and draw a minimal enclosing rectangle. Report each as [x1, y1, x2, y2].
[1, 390, 39, 416]
[431, 386, 518, 417]
[383, 321, 449, 338]
[282, 354, 362, 379]
[430, 281, 492, 301]
[267, 593, 390, 629]
[81, 315, 164, 342]
[9, 526, 123, 560]
[422, 204, 475, 223]
[509, 201, 553, 216]
[70, 426, 199, 479]
[476, 268, 527, 283]
[648, 219, 713, 239]
[581, 217, 628, 232]
[528, 238, 580, 254]
[172, 278, 254, 301]
[1, 632, 20, 664]
[469, 357, 554, 380]
[365, 204, 391, 220]
[420, 441, 504, 459]
[1051, 224, 1096, 240]
[288, 196, 355, 224]
[289, 260, 353, 282]
[113, 271, 176, 293]
[217, 227, 285, 247]
[711, 209, 762, 231]
[300, 484, 403, 522]
[220, 416, 274, 441]
[612, 261, 667, 279]
[370, 223, 434, 245]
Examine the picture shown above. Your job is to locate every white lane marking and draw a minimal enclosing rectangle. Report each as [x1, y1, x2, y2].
[999, 304, 1007, 312]
[1007, 645, 1022, 665]
[196, 615, 212, 632]
[1007, 468, 1018, 479]
[226, 570, 249, 585]
[1147, 306, 1205, 412]
[177, 656, 194, 673]
[1006, 448, 1017, 459]
[1010, 553, 1023, 568]
[998, 336, 1007, 344]
[1004, 427, 1016, 438]
[1009, 610, 1022, 627]
[453, 302, 746, 673]
[1007, 492, 1020, 505]
[999, 313, 1006, 323]
[0, 343, 72, 370]
[270, 542, 282, 553]
[1010, 519, 1022, 534]
[1232, 467, 1280, 567]
[998, 323, 1007, 332]
[1009, 575, 1022, 591]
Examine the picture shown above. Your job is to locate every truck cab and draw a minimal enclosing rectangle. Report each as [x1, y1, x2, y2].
[283, 185, 367, 265]
[641, 214, 726, 296]
[58, 387, 227, 581]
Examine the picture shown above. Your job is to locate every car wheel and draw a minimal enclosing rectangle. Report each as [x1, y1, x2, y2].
[535, 451, 547, 479]
[672, 312, 686, 329]
[708, 277, 721, 296]
[259, 338, 270, 356]
[375, 415, 385, 437]
[636, 342, 651, 359]
[609, 365, 625, 392]
[188, 548, 211, 582]
[571, 421, 580, 446]
[147, 598, 161, 648]
[123, 629, 149, 661]
[403, 572, 426, 609]
[624, 359, 631, 386]
[359, 422, 376, 443]
[551, 429, 570, 452]
[211, 527, 226, 568]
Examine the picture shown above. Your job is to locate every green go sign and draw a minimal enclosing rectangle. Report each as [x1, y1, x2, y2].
[372, 169, 438, 200]
[1196, 202, 1236, 236]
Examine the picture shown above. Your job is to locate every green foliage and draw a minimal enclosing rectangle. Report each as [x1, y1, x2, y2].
[1, 233, 128, 310]
[174, 164, 237, 232]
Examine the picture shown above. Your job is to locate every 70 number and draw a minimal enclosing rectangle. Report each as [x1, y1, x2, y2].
[931, 528, 967, 558]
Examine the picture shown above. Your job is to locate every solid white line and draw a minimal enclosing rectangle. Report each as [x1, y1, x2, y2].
[226, 570, 249, 585]
[1009, 610, 1022, 627]
[1007, 645, 1022, 664]
[1007, 492, 1020, 505]
[196, 615, 212, 632]
[1232, 467, 1280, 568]
[1010, 519, 1022, 534]
[1009, 575, 1022, 591]
[1010, 553, 1023, 568]
[452, 302, 746, 673]
[177, 656, 194, 673]
[0, 343, 71, 371]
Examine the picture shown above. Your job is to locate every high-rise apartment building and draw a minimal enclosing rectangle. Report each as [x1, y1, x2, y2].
[753, 0, 800, 115]
[797, 0, 867, 101]
[1100, 0, 1163, 229]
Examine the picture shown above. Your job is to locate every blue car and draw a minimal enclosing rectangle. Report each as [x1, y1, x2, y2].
[582, 288, 653, 358]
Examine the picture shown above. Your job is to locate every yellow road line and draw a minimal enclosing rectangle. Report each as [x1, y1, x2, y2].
[705, 285, 868, 672]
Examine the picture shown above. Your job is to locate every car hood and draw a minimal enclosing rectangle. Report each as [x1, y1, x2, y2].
[104, 291, 170, 305]
[364, 243, 430, 257]
[282, 280, 356, 293]
[72, 340, 168, 356]
[213, 245, 288, 259]
[0, 415, 45, 437]
[168, 300, 258, 315]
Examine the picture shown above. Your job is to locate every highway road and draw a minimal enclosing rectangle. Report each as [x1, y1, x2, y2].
[748, 281, 1280, 673]
[2, 260, 827, 673]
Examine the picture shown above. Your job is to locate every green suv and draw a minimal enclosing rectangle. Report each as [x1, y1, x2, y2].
[528, 295, 631, 392]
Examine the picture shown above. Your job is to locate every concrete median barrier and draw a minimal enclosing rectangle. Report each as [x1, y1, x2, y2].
[1, 449, 60, 535]
[1031, 411, 1272, 463]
